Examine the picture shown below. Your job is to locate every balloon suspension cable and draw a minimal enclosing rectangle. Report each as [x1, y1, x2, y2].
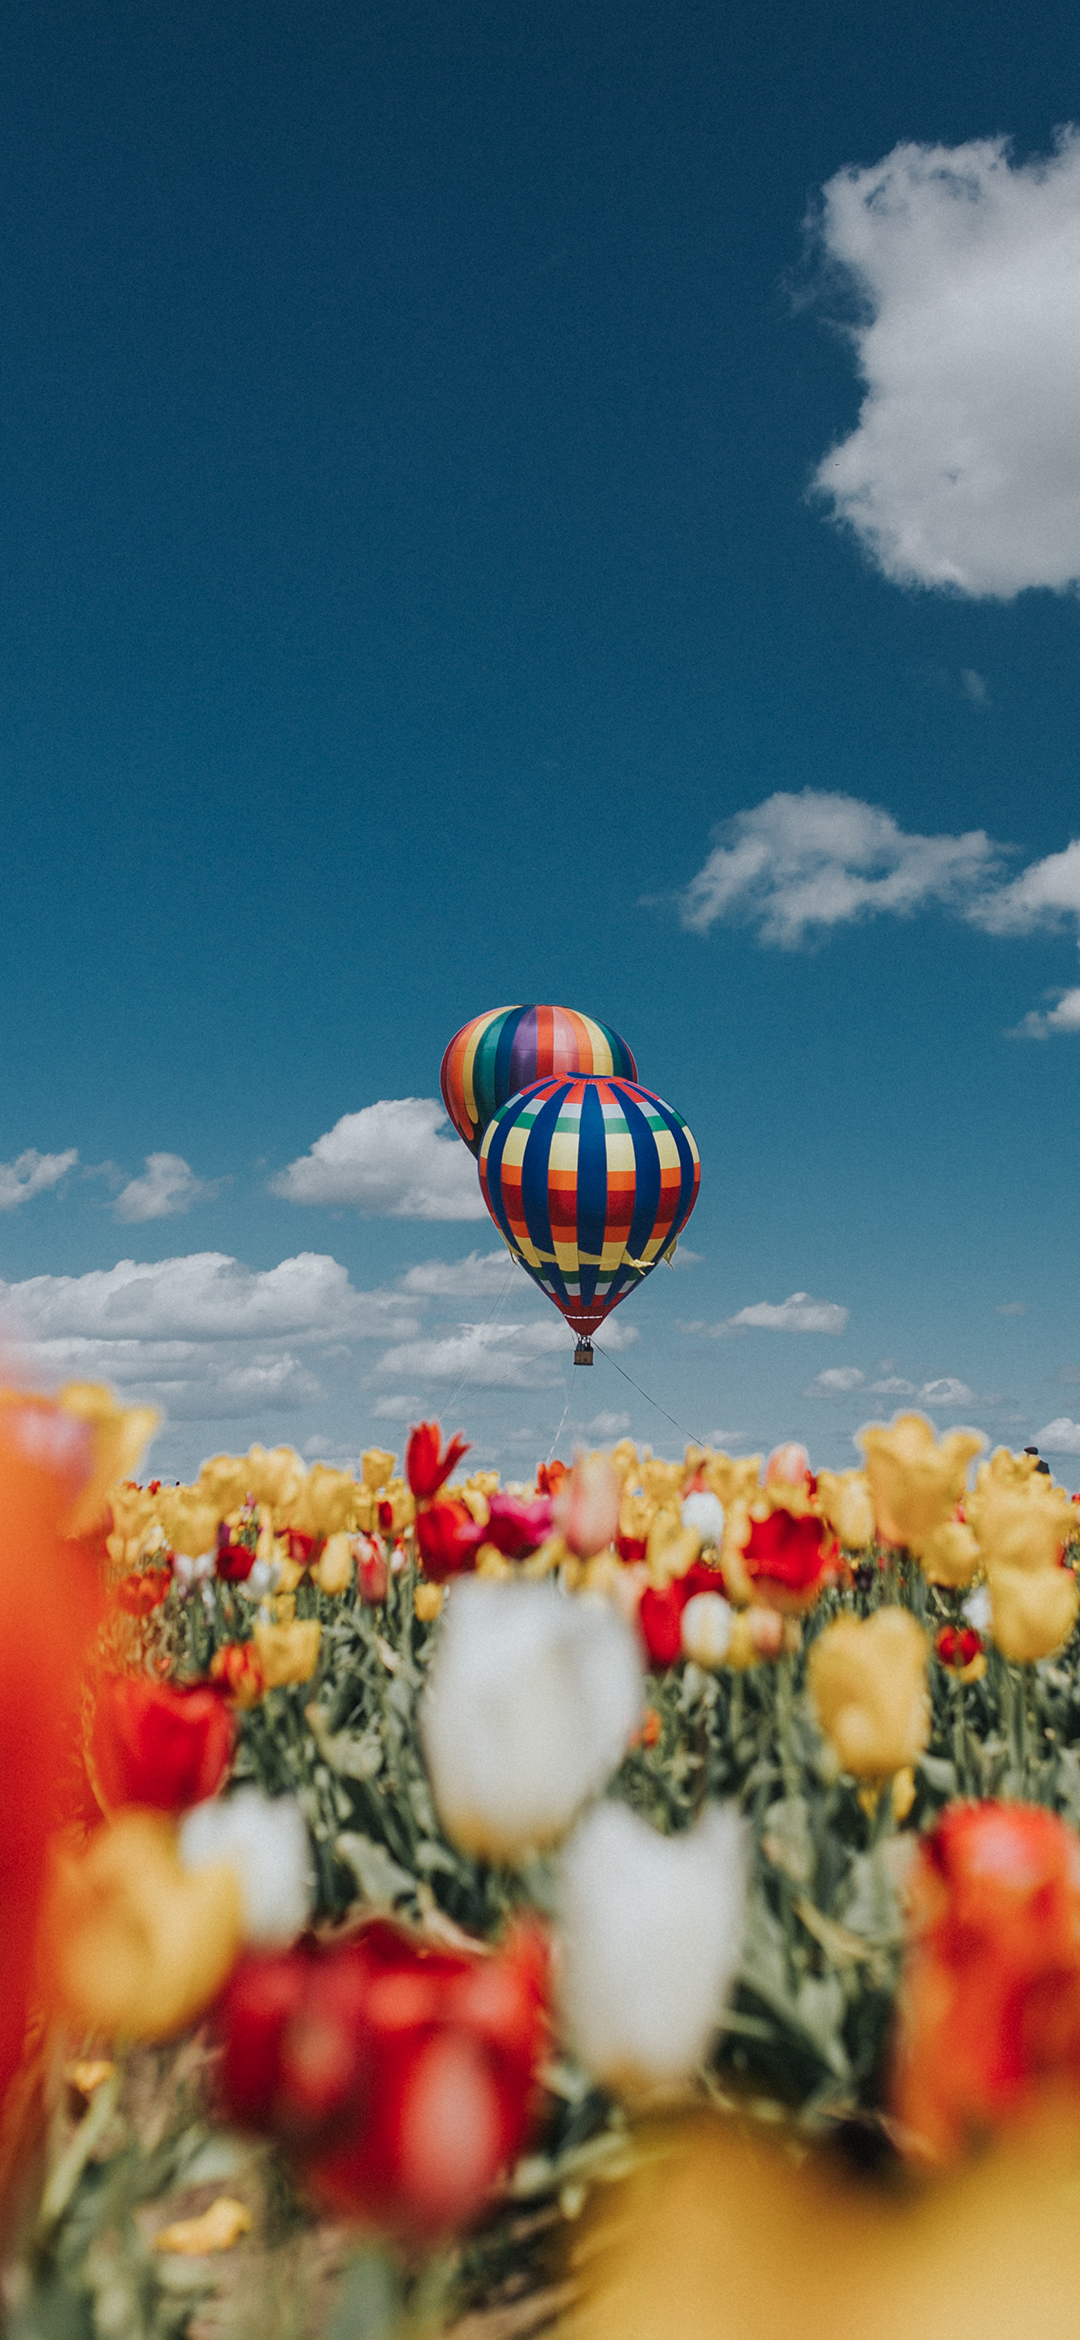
[545, 1383, 573, 1468]
[440, 1259, 519, 1420]
[592, 1339, 707, 1452]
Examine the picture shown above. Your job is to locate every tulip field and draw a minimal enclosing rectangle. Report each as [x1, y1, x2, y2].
[5, 1389, 1080, 2338]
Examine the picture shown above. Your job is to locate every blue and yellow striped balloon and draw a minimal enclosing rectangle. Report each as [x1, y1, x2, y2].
[479, 1075, 700, 1353]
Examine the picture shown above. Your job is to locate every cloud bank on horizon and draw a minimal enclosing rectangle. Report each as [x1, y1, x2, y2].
[810, 131, 1080, 597]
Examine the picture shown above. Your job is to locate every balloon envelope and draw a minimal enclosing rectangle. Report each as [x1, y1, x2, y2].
[479, 1076, 700, 1341]
[441, 1005, 638, 1156]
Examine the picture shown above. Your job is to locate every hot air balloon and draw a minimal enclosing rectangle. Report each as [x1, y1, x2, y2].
[479, 1075, 700, 1364]
[441, 1005, 637, 1157]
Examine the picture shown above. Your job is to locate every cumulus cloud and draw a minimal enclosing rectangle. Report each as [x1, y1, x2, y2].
[920, 1376, 977, 1406]
[811, 132, 1080, 596]
[271, 1099, 485, 1220]
[585, 1410, 632, 1437]
[1009, 986, 1080, 1039]
[868, 1375, 918, 1396]
[114, 1153, 211, 1223]
[805, 1366, 866, 1396]
[0, 1149, 78, 1211]
[728, 1292, 849, 1336]
[378, 1314, 638, 1391]
[679, 791, 1000, 945]
[0, 1252, 410, 1346]
[1034, 1416, 1080, 1455]
[399, 1250, 512, 1298]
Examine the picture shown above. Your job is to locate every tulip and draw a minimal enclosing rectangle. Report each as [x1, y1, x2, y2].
[361, 1448, 397, 1493]
[252, 1618, 322, 1689]
[680, 1591, 734, 1668]
[310, 1530, 354, 1595]
[987, 1563, 1079, 1664]
[554, 1457, 621, 1560]
[935, 1623, 983, 1674]
[357, 1537, 388, 1603]
[217, 1528, 258, 1583]
[211, 1642, 267, 1707]
[556, 1800, 745, 2088]
[814, 1469, 875, 1552]
[46, 1381, 159, 1535]
[179, 1789, 314, 1946]
[483, 1491, 555, 1559]
[918, 1517, 981, 1589]
[857, 1414, 984, 1553]
[740, 1507, 841, 1613]
[415, 1498, 484, 1581]
[968, 1447, 1075, 1577]
[892, 1801, 1080, 2161]
[113, 1568, 171, 1617]
[763, 1442, 811, 1490]
[807, 1609, 929, 1778]
[680, 1490, 725, 1547]
[41, 1811, 243, 2040]
[406, 1421, 471, 1501]
[420, 1578, 643, 1859]
[638, 1584, 686, 1668]
[91, 1676, 235, 1814]
[218, 1919, 547, 2235]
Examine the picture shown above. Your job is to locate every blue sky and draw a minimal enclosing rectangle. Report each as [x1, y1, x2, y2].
[4, 0, 1080, 1484]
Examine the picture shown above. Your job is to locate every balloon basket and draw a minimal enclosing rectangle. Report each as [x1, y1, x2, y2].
[574, 1338, 594, 1365]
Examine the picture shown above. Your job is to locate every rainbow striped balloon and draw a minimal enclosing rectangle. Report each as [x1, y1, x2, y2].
[479, 1075, 700, 1347]
[441, 1004, 638, 1156]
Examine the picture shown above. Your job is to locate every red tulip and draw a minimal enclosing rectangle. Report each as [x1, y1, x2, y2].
[893, 1800, 1080, 2161]
[357, 1538, 389, 1603]
[638, 1559, 729, 1669]
[91, 1675, 235, 1813]
[483, 1493, 554, 1560]
[114, 1568, 171, 1617]
[218, 1919, 548, 2235]
[935, 1623, 983, 1672]
[217, 1530, 257, 1583]
[415, 1499, 484, 1582]
[741, 1509, 840, 1612]
[406, 1422, 470, 1502]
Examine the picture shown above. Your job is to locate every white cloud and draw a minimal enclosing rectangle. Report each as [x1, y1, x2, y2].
[1034, 1416, 1080, 1455]
[868, 1375, 918, 1395]
[370, 1394, 426, 1422]
[727, 1292, 849, 1336]
[961, 669, 989, 706]
[679, 791, 999, 946]
[805, 1366, 866, 1396]
[271, 1099, 485, 1220]
[1009, 985, 1080, 1039]
[811, 132, 1080, 596]
[114, 1153, 211, 1223]
[977, 840, 1080, 939]
[0, 1149, 78, 1211]
[0, 1252, 410, 1346]
[586, 1410, 632, 1436]
[400, 1249, 513, 1297]
[919, 1377, 976, 1406]
[378, 1314, 638, 1391]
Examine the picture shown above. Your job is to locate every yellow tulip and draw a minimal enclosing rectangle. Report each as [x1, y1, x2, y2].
[42, 1813, 242, 2040]
[988, 1563, 1080, 1664]
[244, 1444, 307, 1517]
[646, 1506, 704, 1588]
[857, 1414, 984, 1553]
[639, 1458, 686, 1510]
[154, 1488, 221, 1561]
[918, 1518, 981, 1590]
[814, 1469, 875, 1552]
[50, 1384, 158, 1535]
[197, 1454, 253, 1518]
[700, 1453, 764, 1511]
[252, 1618, 322, 1687]
[361, 1447, 396, 1492]
[310, 1531, 355, 1594]
[618, 1489, 654, 1546]
[807, 1608, 930, 1778]
[968, 1448, 1075, 1576]
[414, 1580, 444, 1621]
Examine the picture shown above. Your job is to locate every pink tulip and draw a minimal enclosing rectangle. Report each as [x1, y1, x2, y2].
[763, 1442, 812, 1489]
[555, 1457, 621, 1559]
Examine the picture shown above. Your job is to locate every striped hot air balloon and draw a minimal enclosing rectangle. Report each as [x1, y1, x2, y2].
[479, 1075, 700, 1363]
[441, 1005, 637, 1156]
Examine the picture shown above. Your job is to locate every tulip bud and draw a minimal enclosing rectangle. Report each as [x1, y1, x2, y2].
[764, 1443, 811, 1489]
[554, 1457, 621, 1559]
[420, 1579, 642, 1859]
[556, 1800, 746, 2088]
[680, 1490, 725, 1546]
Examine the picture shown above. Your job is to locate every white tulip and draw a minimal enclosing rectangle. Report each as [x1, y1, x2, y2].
[556, 1799, 745, 2088]
[419, 1578, 643, 1860]
[963, 1584, 993, 1634]
[179, 1789, 314, 1947]
[680, 1589, 734, 1667]
[681, 1490, 725, 1546]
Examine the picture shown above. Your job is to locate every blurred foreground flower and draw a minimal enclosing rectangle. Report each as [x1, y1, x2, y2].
[41, 1810, 243, 2039]
[556, 1800, 745, 2089]
[807, 1609, 929, 1778]
[219, 1918, 547, 2235]
[420, 1579, 642, 1858]
[555, 1456, 621, 1559]
[892, 1800, 1080, 2162]
[740, 1505, 841, 1613]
